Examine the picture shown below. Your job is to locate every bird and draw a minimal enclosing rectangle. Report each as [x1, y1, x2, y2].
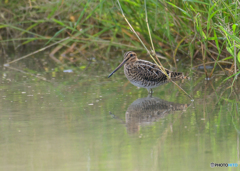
[108, 51, 187, 94]
[125, 95, 189, 134]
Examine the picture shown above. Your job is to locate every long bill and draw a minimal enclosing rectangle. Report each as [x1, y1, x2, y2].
[108, 59, 128, 78]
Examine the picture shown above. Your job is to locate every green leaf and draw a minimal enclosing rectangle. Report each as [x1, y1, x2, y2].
[45, 28, 67, 46]
[219, 25, 240, 44]
[73, 0, 91, 33]
[207, 3, 217, 32]
[238, 51, 240, 63]
[226, 47, 233, 56]
[22, 38, 37, 45]
[0, 25, 7, 29]
[212, 30, 220, 51]
[52, 18, 66, 26]
[232, 24, 237, 33]
[201, 30, 206, 39]
[222, 56, 233, 61]
[47, 5, 59, 19]
[52, 19, 78, 32]
[189, 5, 197, 14]
[167, 2, 191, 17]
[80, 66, 86, 70]
[222, 70, 240, 83]
[183, 0, 210, 5]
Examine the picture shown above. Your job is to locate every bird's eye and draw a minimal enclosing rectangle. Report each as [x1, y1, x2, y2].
[130, 54, 133, 57]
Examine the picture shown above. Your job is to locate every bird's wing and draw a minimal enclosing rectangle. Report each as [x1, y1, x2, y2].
[133, 60, 170, 82]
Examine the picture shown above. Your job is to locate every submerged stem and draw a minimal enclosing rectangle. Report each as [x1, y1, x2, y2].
[4, 37, 70, 65]
[234, 40, 237, 79]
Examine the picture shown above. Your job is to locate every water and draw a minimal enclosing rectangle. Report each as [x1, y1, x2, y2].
[0, 49, 239, 171]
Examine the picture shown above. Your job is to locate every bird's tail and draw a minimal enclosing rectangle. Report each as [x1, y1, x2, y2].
[170, 72, 190, 80]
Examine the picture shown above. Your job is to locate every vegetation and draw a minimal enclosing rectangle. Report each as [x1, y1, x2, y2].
[0, 1, 239, 168]
[1, 0, 240, 80]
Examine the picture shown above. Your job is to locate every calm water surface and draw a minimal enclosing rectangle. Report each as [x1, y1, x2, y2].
[0, 50, 239, 171]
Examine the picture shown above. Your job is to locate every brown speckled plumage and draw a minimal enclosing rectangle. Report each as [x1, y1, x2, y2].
[108, 51, 186, 93]
[125, 95, 189, 134]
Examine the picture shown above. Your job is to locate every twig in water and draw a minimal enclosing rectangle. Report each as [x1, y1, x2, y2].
[4, 65, 50, 82]
[4, 37, 70, 65]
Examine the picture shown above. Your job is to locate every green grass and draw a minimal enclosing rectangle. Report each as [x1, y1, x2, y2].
[1, 0, 240, 80]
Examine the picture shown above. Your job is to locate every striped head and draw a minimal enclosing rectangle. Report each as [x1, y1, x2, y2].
[123, 51, 138, 63]
[108, 51, 138, 78]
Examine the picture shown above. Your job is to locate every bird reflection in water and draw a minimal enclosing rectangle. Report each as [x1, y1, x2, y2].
[110, 95, 189, 134]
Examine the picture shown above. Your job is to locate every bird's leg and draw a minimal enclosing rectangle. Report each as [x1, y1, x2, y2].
[147, 88, 153, 95]
[147, 93, 152, 98]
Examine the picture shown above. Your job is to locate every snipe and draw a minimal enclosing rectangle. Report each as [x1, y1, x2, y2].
[108, 51, 186, 93]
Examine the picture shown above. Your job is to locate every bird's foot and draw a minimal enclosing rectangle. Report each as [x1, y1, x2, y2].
[147, 88, 153, 94]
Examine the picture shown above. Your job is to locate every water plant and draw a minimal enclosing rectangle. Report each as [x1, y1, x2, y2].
[0, 0, 239, 81]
